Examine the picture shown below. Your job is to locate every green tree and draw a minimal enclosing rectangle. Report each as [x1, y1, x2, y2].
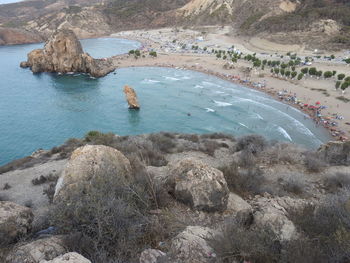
[297, 73, 304, 80]
[335, 81, 341, 90]
[309, 67, 317, 75]
[301, 68, 309, 74]
[331, 55, 335, 59]
[338, 74, 346, 80]
[149, 51, 157, 57]
[316, 71, 323, 78]
[128, 50, 135, 55]
[332, 71, 337, 76]
[274, 68, 280, 74]
[291, 71, 297, 79]
[345, 76, 350, 82]
[285, 71, 291, 77]
[341, 82, 349, 92]
[323, 71, 333, 78]
[280, 68, 285, 76]
[253, 60, 262, 67]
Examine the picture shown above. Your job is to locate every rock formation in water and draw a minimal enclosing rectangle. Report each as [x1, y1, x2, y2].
[123, 85, 140, 109]
[20, 29, 115, 78]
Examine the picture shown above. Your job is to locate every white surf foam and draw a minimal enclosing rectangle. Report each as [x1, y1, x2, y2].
[202, 81, 221, 87]
[142, 79, 160, 84]
[213, 100, 233, 107]
[277, 126, 293, 141]
[194, 85, 204, 89]
[165, 76, 180, 81]
[239, 122, 249, 129]
[205, 108, 215, 113]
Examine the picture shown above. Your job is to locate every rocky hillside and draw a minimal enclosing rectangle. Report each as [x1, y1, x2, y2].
[0, 132, 349, 262]
[0, 0, 349, 48]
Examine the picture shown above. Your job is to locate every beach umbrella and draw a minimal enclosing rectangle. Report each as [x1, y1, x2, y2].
[316, 101, 321, 105]
[304, 104, 309, 107]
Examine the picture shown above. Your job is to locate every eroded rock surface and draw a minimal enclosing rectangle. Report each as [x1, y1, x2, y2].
[54, 145, 131, 200]
[318, 141, 350, 165]
[5, 236, 66, 263]
[139, 249, 166, 263]
[168, 158, 229, 212]
[0, 27, 43, 46]
[0, 201, 33, 245]
[124, 85, 140, 109]
[20, 29, 114, 77]
[170, 226, 219, 263]
[40, 252, 91, 263]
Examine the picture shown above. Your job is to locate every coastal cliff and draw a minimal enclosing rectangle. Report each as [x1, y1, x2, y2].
[20, 29, 115, 78]
[0, 132, 349, 262]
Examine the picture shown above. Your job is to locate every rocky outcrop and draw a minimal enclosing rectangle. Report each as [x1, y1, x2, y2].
[317, 141, 350, 166]
[5, 236, 66, 263]
[124, 85, 140, 109]
[139, 249, 166, 263]
[20, 29, 114, 78]
[168, 159, 229, 212]
[0, 27, 43, 46]
[170, 226, 219, 263]
[0, 201, 33, 245]
[250, 196, 306, 241]
[40, 252, 91, 263]
[54, 145, 132, 200]
[226, 193, 253, 223]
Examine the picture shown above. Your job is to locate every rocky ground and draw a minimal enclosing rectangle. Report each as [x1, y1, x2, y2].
[0, 131, 349, 262]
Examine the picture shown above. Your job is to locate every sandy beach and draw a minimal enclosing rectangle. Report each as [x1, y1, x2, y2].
[110, 27, 350, 141]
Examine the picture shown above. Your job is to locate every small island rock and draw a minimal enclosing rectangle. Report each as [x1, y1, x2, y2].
[123, 85, 140, 109]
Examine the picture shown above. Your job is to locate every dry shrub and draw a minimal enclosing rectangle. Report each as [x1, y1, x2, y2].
[32, 174, 58, 186]
[50, 159, 165, 262]
[148, 133, 176, 153]
[323, 173, 350, 193]
[178, 134, 200, 143]
[2, 183, 11, 190]
[262, 143, 304, 165]
[219, 163, 265, 196]
[289, 190, 350, 263]
[211, 217, 281, 263]
[304, 153, 326, 173]
[279, 173, 307, 197]
[236, 135, 267, 155]
[200, 133, 235, 141]
[199, 139, 222, 156]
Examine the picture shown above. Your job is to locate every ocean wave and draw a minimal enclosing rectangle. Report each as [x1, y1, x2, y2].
[202, 81, 221, 87]
[205, 108, 215, 113]
[214, 91, 226, 94]
[256, 114, 264, 120]
[277, 126, 293, 141]
[213, 100, 233, 107]
[165, 76, 180, 81]
[194, 85, 204, 89]
[235, 98, 315, 137]
[239, 122, 249, 129]
[142, 79, 160, 84]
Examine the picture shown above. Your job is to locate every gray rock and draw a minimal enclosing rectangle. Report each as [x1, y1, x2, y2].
[39, 252, 91, 263]
[139, 249, 166, 263]
[5, 236, 66, 263]
[54, 145, 131, 200]
[226, 193, 253, 223]
[170, 226, 219, 263]
[0, 201, 33, 245]
[168, 158, 229, 212]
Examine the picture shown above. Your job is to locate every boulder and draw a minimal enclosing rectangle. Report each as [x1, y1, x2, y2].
[317, 141, 350, 166]
[20, 29, 114, 78]
[39, 252, 91, 263]
[5, 236, 66, 263]
[54, 145, 131, 200]
[139, 249, 166, 263]
[168, 159, 229, 212]
[251, 196, 303, 241]
[226, 193, 253, 224]
[124, 85, 140, 109]
[0, 201, 33, 245]
[170, 226, 219, 263]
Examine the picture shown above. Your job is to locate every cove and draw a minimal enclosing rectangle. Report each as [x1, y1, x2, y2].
[0, 39, 331, 165]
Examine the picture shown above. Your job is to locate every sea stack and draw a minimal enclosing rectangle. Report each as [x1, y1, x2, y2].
[19, 29, 114, 78]
[123, 85, 140, 109]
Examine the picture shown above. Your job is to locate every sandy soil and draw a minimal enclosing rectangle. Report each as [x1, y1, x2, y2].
[111, 27, 350, 141]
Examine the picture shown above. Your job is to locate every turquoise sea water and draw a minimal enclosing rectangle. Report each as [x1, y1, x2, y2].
[0, 38, 330, 165]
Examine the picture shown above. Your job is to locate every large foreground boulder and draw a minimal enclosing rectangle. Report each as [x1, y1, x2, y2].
[168, 159, 229, 212]
[54, 145, 132, 200]
[20, 29, 114, 77]
[124, 85, 140, 109]
[317, 141, 350, 166]
[40, 252, 91, 263]
[0, 201, 33, 245]
[5, 236, 66, 263]
[170, 226, 219, 263]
